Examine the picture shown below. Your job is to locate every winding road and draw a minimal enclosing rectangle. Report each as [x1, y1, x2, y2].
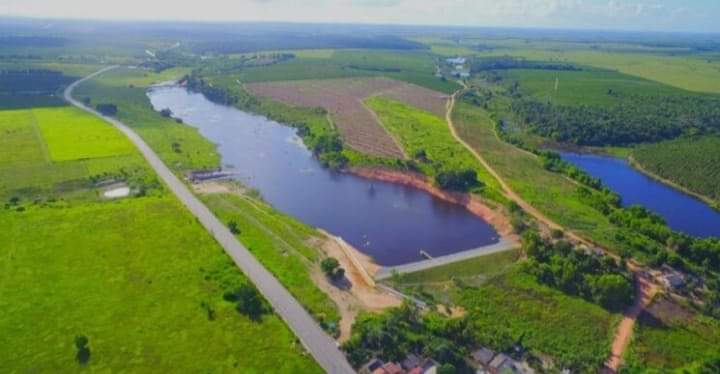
[65, 66, 355, 374]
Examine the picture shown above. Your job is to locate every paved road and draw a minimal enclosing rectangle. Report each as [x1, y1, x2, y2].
[375, 238, 516, 280]
[65, 66, 355, 374]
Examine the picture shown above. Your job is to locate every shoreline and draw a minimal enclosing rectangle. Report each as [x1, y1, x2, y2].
[346, 166, 517, 240]
[627, 155, 719, 210]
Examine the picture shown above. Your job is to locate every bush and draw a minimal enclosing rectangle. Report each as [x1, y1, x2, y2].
[224, 283, 271, 322]
[74, 335, 90, 365]
[95, 103, 118, 116]
[321, 257, 345, 280]
[227, 220, 241, 235]
[435, 168, 481, 191]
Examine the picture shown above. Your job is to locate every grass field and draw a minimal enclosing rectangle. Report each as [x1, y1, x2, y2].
[202, 192, 340, 330]
[73, 68, 220, 173]
[35, 107, 136, 161]
[0, 106, 152, 201]
[366, 96, 506, 202]
[632, 136, 720, 203]
[451, 102, 630, 253]
[0, 101, 323, 371]
[0, 197, 321, 373]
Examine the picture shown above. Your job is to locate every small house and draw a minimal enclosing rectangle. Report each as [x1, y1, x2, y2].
[472, 348, 497, 368]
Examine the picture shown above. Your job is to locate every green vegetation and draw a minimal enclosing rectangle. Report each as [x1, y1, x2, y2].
[320, 257, 345, 281]
[74, 67, 220, 173]
[0, 197, 321, 372]
[198, 49, 458, 94]
[391, 249, 520, 286]
[202, 192, 340, 332]
[0, 104, 321, 372]
[522, 231, 634, 311]
[457, 269, 618, 371]
[366, 96, 503, 200]
[632, 136, 720, 202]
[475, 64, 720, 146]
[452, 101, 626, 251]
[624, 298, 720, 371]
[0, 107, 155, 202]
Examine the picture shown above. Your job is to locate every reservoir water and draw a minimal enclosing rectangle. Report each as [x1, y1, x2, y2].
[559, 152, 720, 238]
[148, 87, 500, 266]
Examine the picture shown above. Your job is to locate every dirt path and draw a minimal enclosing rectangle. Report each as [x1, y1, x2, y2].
[603, 274, 658, 373]
[445, 90, 659, 372]
[445, 91, 580, 242]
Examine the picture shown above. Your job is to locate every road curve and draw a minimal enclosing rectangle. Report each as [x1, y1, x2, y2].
[65, 66, 355, 374]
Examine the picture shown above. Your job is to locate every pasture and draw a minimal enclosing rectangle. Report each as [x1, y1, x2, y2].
[0, 106, 152, 201]
[247, 77, 448, 158]
[35, 107, 135, 161]
[0, 197, 322, 373]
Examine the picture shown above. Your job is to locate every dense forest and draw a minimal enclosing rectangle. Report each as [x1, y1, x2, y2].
[633, 137, 720, 202]
[469, 57, 582, 73]
[190, 34, 425, 54]
[0, 69, 74, 94]
[511, 92, 720, 146]
[522, 231, 634, 311]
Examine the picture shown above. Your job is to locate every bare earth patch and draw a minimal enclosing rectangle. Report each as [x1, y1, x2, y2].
[246, 77, 448, 158]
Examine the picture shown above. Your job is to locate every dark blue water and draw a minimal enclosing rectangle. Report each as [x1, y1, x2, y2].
[559, 152, 720, 238]
[148, 87, 500, 266]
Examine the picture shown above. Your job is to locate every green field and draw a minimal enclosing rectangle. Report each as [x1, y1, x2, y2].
[632, 136, 720, 203]
[365, 96, 504, 201]
[0, 107, 153, 201]
[0, 103, 323, 371]
[0, 197, 321, 373]
[503, 69, 697, 107]
[35, 107, 136, 161]
[73, 68, 221, 173]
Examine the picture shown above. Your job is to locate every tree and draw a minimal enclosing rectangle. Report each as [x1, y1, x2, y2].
[227, 220, 241, 235]
[434, 168, 481, 191]
[74, 335, 90, 365]
[590, 274, 634, 311]
[321, 257, 345, 280]
[160, 108, 173, 118]
[224, 284, 270, 322]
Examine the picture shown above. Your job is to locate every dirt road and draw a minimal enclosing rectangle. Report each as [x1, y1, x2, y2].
[445, 89, 657, 372]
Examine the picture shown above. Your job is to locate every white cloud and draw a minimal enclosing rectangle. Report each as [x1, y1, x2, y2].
[0, 0, 713, 32]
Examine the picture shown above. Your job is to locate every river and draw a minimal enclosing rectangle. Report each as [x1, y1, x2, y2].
[559, 152, 720, 238]
[148, 86, 500, 266]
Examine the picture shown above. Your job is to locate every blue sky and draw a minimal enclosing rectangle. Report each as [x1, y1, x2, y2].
[1, 0, 719, 33]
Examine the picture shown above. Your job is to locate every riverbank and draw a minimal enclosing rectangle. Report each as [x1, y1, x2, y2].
[628, 155, 719, 211]
[347, 166, 516, 239]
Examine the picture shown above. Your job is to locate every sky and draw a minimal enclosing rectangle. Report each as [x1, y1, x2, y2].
[1, 0, 719, 33]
